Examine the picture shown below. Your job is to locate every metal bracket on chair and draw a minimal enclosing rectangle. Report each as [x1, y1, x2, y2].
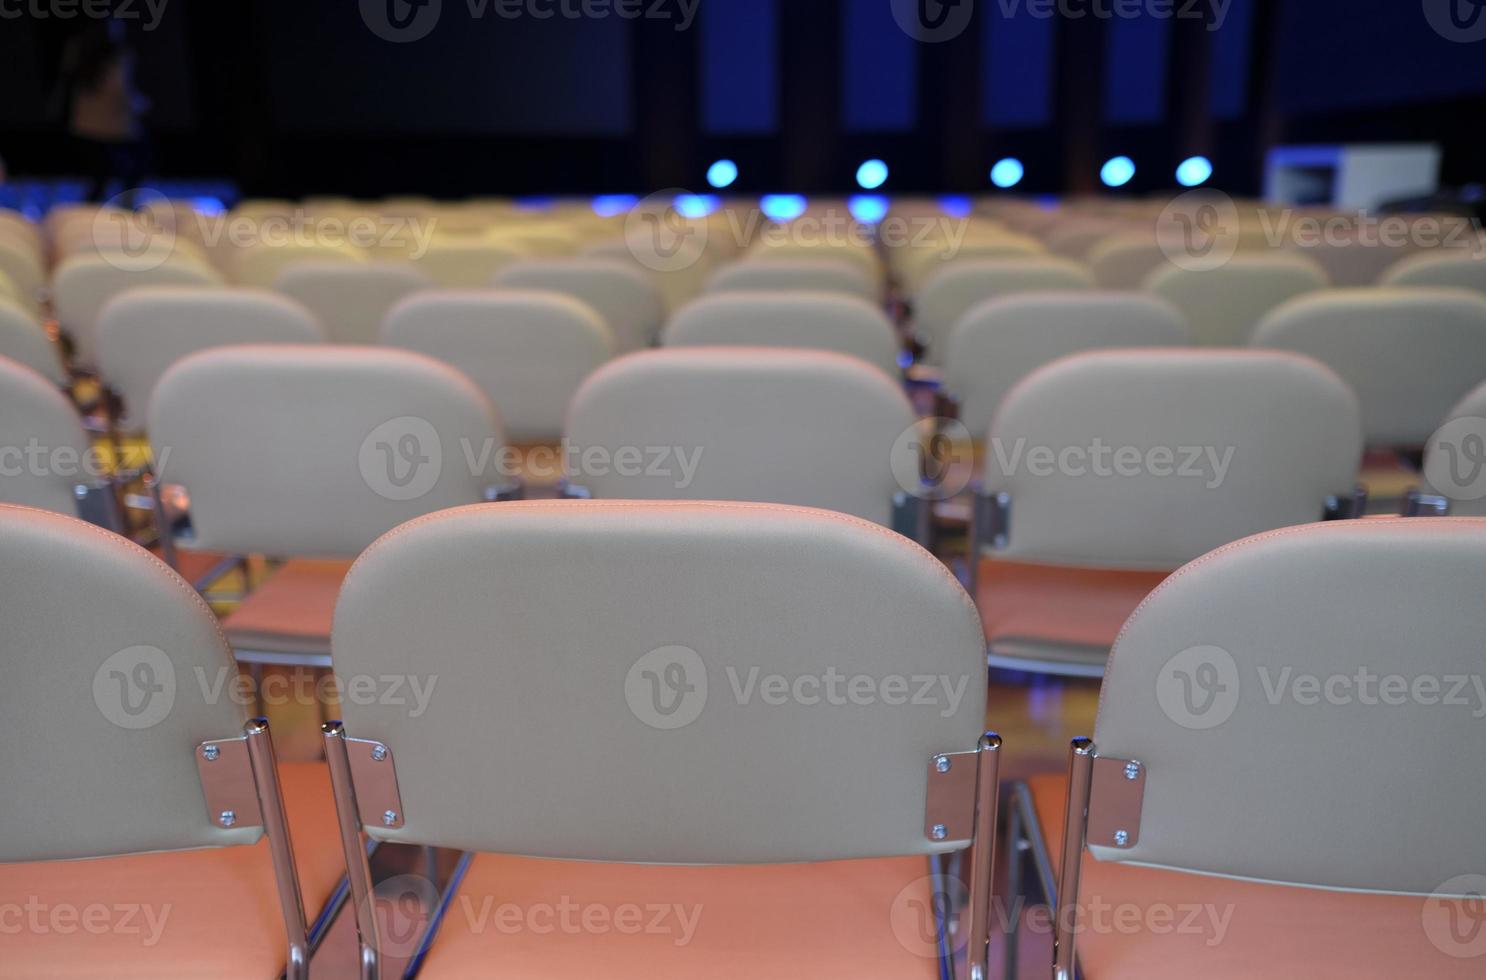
[557, 480, 592, 500]
[1404, 489, 1451, 517]
[973, 487, 1011, 551]
[345, 738, 406, 830]
[196, 737, 265, 830]
[1323, 485, 1369, 520]
[923, 749, 982, 842]
[484, 479, 526, 502]
[72, 481, 124, 533]
[1087, 756, 1146, 849]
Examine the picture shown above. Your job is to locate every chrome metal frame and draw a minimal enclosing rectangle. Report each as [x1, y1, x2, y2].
[924, 732, 1003, 980]
[1322, 485, 1370, 520]
[1404, 488, 1451, 517]
[323, 721, 383, 980]
[71, 479, 125, 533]
[962, 732, 1003, 980]
[1053, 738, 1095, 980]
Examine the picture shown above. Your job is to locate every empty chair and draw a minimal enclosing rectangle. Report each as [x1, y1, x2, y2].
[274, 260, 432, 344]
[411, 239, 522, 287]
[1285, 230, 1421, 286]
[915, 257, 1094, 365]
[382, 290, 613, 443]
[150, 345, 512, 666]
[748, 238, 885, 293]
[0, 295, 66, 385]
[1144, 254, 1327, 346]
[968, 349, 1362, 674]
[663, 292, 902, 376]
[1381, 251, 1486, 295]
[1020, 518, 1486, 980]
[895, 235, 1046, 297]
[52, 252, 225, 367]
[943, 293, 1190, 437]
[1417, 379, 1486, 516]
[1043, 218, 1123, 261]
[0, 238, 43, 314]
[493, 258, 665, 353]
[96, 287, 325, 429]
[324, 500, 998, 980]
[705, 256, 876, 300]
[1087, 232, 1175, 290]
[486, 223, 580, 257]
[233, 241, 365, 290]
[1252, 288, 1486, 447]
[565, 348, 919, 531]
[0, 504, 344, 980]
[0, 355, 117, 525]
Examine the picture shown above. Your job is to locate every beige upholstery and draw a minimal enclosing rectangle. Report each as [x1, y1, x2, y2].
[411, 239, 523, 288]
[983, 350, 1361, 569]
[149, 345, 505, 557]
[0, 268, 16, 303]
[96, 287, 324, 429]
[896, 236, 1046, 296]
[334, 500, 987, 860]
[0, 296, 66, 385]
[1091, 518, 1486, 894]
[747, 238, 883, 291]
[705, 256, 876, 300]
[486, 224, 580, 257]
[493, 258, 665, 353]
[0, 504, 264, 860]
[1252, 288, 1486, 446]
[1087, 233, 1174, 290]
[1420, 379, 1486, 516]
[382, 289, 613, 442]
[663, 292, 902, 376]
[0, 238, 43, 313]
[1044, 219, 1122, 261]
[945, 292, 1189, 436]
[1285, 236, 1421, 287]
[914, 257, 1094, 364]
[232, 241, 365, 289]
[565, 348, 916, 526]
[0, 356, 96, 515]
[52, 253, 224, 366]
[274, 260, 432, 344]
[1144, 254, 1328, 346]
[1381, 251, 1486, 296]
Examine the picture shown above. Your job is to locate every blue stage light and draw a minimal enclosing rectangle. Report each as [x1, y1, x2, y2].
[848, 195, 890, 223]
[1176, 156, 1214, 188]
[760, 194, 808, 222]
[938, 195, 973, 218]
[707, 160, 739, 189]
[591, 195, 639, 217]
[856, 159, 889, 190]
[674, 194, 721, 218]
[1100, 156, 1136, 188]
[989, 158, 1025, 189]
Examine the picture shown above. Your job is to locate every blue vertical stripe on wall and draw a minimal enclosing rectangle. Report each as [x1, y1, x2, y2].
[843, 0, 918, 131]
[983, 6, 1056, 127]
[1209, 0, 1254, 119]
[701, 0, 779, 134]
[1103, 14, 1172, 125]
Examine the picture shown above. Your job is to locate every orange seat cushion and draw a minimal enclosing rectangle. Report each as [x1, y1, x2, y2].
[0, 763, 343, 979]
[978, 559, 1167, 656]
[221, 559, 353, 655]
[1024, 774, 1482, 978]
[416, 854, 944, 979]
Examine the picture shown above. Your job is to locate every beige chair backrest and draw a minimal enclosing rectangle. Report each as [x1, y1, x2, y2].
[0, 356, 96, 515]
[0, 504, 266, 862]
[274, 260, 432, 344]
[1087, 233, 1175, 290]
[493, 258, 665, 353]
[96, 287, 325, 429]
[0, 208, 40, 250]
[1252, 288, 1486, 447]
[663, 292, 902, 377]
[1091, 517, 1486, 895]
[232, 240, 365, 289]
[332, 500, 987, 861]
[705, 256, 876, 301]
[0, 296, 66, 385]
[915, 257, 1094, 365]
[382, 290, 613, 443]
[1381, 251, 1486, 296]
[1044, 219, 1123, 261]
[896, 236, 1047, 297]
[1420, 379, 1486, 516]
[149, 345, 505, 558]
[0, 268, 17, 303]
[52, 252, 224, 366]
[1284, 234, 1421, 287]
[983, 350, 1361, 569]
[1144, 254, 1328, 346]
[565, 348, 917, 526]
[0, 238, 43, 314]
[411, 239, 523, 288]
[945, 292, 1189, 437]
